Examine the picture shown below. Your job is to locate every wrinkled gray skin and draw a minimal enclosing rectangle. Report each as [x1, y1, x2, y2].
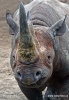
[6, 0, 69, 100]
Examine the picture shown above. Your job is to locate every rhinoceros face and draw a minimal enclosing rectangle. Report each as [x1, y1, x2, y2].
[10, 28, 55, 88]
[6, 2, 67, 88]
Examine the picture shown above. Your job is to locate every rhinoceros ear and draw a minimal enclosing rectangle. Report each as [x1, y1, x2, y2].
[50, 15, 67, 37]
[6, 11, 19, 35]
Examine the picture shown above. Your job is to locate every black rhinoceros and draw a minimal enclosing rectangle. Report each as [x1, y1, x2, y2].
[6, 0, 69, 100]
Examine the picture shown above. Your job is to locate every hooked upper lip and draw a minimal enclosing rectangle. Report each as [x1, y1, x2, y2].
[20, 77, 47, 88]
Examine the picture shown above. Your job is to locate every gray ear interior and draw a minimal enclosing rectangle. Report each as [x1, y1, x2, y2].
[6, 12, 19, 35]
[50, 15, 67, 37]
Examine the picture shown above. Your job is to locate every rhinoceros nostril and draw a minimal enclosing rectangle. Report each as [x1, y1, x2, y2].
[35, 70, 42, 80]
[36, 71, 41, 76]
[17, 72, 21, 77]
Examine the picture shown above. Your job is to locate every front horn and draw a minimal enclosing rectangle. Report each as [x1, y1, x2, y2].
[18, 2, 38, 63]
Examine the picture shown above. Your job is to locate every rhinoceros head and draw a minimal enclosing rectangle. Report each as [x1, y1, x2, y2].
[6, 2, 67, 88]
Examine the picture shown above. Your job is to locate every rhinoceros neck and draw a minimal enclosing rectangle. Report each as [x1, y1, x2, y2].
[53, 39, 69, 78]
[31, 3, 60, 27]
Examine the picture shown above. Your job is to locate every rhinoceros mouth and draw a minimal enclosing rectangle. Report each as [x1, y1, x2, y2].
[15, 66, 50, 88]
[17, 77, 47, 88]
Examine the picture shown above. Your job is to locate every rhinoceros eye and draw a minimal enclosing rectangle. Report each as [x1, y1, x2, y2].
[47, 53, 51, 64]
